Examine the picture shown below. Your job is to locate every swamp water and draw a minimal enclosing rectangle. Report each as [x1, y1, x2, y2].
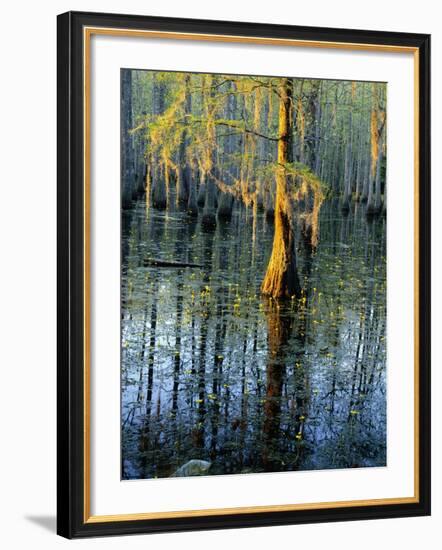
[121, 199, 386, 479]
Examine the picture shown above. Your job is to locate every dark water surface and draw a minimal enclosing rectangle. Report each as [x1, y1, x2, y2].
[121, 199, 386, 479]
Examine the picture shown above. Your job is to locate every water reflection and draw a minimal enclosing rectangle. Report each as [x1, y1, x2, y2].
[121, 199, 386, 479]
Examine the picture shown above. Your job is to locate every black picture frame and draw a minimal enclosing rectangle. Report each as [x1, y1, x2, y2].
[57, 10, 431, 539]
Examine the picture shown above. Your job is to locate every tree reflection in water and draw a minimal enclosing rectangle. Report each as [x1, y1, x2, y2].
[121, 200, 386, 479]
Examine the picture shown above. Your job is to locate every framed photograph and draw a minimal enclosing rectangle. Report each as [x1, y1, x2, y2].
[57, 11, 431, 538]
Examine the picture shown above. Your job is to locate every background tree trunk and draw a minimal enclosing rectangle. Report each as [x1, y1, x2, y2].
[341, 82, 355, 213]
[176, 75, 192, 207]
[121, 69, 135, 209]
[151, 77, 167, 209]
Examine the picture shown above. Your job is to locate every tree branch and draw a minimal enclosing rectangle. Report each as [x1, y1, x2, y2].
[215, 120, 279, 142]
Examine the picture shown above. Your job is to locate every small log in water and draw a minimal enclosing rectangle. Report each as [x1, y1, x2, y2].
[143, 258, 203, 269]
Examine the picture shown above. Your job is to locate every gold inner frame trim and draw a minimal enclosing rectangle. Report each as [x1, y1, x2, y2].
[83, 26, 420, 524]
[85, 26, 418, 53]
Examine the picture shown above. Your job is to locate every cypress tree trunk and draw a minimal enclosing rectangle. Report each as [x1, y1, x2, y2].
[216, 81, 236, 221]
[261, 78, 301, 299]
[201, 174, 217, 229]
[152, 164, 167, 209]
[313, 82, 322, 175]
[121, 69, 135, 209]
[342, 82, 355, 213]
[187, 171, 198, 216]
[217, 192, 234, 220]
[264, 87, 275, 221]
[255, 87, 268, 211]
[367, 143, 383, 215]
[382, 166, 387, 217]
[176, 143, 189, 208]
[360, 90, 372, 205]
[360, 158, 370, 202]
[366, 172, 375, 215]
[354, 83, 366, 202]
[176, 75, 192, 207]
[197, 180, 206, 207]
[374, 136, 384, 213]
[201, 75, 217, 229]
[354, 125, 364, 201]
[264, 182, 275, 221]
[296, 80, 305, 164]
[367, 84, 384, 216]
[151, 78, 167, 210]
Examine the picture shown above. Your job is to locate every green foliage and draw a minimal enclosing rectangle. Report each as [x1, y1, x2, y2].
[126, 69, 386, 212]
